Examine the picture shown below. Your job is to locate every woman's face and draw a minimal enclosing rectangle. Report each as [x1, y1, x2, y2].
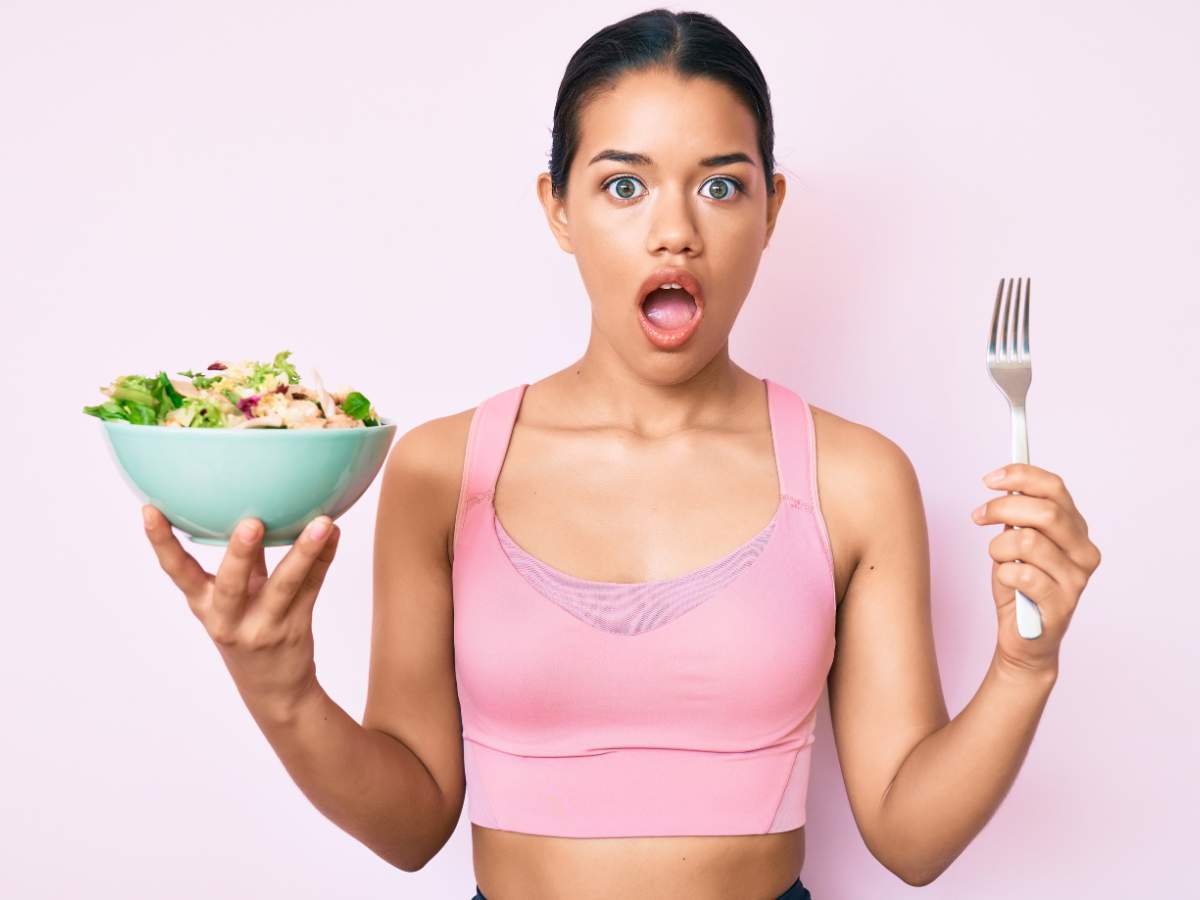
[537, 66, 786, 378]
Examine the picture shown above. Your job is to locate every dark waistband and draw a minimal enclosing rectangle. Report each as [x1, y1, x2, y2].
[472, 875, 810, 899]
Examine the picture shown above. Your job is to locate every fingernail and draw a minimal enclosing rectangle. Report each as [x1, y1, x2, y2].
[983, 468, 1006, 485]
[142, 507, 154, 529]
[972, 503, 987, 521]
[238, 521, 259, 544]
[308, 518, 330, 541]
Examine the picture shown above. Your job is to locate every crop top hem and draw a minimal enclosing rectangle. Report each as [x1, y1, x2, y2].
[462, 734, 814, 838]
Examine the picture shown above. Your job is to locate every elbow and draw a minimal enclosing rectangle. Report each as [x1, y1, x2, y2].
[898, 866, 943, 888]
[870, 810, 950, 886]
[392, 843, 438, 873]
[391, 812, 457, 873]
[874, 841, 946, 887]
[384, 846, 428, 873]
[372, 824, 438, 872]
[390, 836, 441, 873]
[892, 852, 953, 887]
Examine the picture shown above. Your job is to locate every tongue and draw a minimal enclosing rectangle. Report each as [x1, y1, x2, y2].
[642, 288, 696, 330]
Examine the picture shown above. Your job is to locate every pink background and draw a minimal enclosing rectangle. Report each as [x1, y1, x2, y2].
[3, 1, 1196, 896]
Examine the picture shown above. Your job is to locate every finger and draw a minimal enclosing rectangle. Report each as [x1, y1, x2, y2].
[212, 517, 263, 619]
[992, 557, 1067, 616]
[259, 516, 337, 619]
[142, 505, 212, 600]
[245, 539, 269, 600]
[251, 538, 267, 580]
[973, 495, 1090, 567]
[290, 524, 341, 617]
[988, 525, 1089, 596]
[982, 463, 1078, 513]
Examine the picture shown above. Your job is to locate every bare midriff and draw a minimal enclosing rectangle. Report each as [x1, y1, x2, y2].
[471, 823, 805, 900]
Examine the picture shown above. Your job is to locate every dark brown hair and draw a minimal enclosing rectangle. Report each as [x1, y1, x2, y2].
[547, 8, 777, 200]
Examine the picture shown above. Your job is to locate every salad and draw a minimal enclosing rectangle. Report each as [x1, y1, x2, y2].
[82, 350, 382, 429]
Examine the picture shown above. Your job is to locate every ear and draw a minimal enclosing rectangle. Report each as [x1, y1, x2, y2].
[537, 172, 574, 255]
[763, 172, 787, 248]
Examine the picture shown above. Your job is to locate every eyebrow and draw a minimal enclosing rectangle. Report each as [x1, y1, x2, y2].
[587, 149, 756, 168]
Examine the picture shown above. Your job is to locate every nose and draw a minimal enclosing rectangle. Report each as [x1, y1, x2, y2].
[645, 185, 702, 256]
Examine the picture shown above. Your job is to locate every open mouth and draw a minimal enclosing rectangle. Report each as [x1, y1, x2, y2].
[635, 268, 705, 349]
[640, 285, 698, 330]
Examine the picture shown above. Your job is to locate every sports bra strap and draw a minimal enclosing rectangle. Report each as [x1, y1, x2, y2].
[453, 384, 526, 554]
[457, 382, 527, 508]
[765, 377, 817, 506]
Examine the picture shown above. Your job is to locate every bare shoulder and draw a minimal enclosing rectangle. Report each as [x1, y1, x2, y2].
[377, 403, 478, 565]
[808, 404, 923, 600]
[809, 404, 920, 502]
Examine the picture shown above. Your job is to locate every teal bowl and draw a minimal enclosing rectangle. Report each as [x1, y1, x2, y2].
[99, 418, 397, 546]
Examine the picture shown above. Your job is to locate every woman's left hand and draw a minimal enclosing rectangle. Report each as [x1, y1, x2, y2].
[971, 463, 1102, 678]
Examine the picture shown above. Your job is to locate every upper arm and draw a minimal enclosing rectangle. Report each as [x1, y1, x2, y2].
[361, 407, 475, 850]
[825, 428, 949, 862]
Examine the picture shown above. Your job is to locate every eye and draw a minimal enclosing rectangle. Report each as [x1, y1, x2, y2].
[602, 175, 646, 203]
[699, 176, 744, 202]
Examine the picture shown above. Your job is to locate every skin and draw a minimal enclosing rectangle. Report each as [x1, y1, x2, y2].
[141, 66, 1101, 898]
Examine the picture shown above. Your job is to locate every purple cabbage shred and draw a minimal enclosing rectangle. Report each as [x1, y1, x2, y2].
[237, 394, 260, 419]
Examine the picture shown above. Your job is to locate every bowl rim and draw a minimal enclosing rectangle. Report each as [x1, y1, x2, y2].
[99, 416, 397, 433]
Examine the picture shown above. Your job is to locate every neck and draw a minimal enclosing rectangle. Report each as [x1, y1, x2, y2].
[555, 336, 753, 436]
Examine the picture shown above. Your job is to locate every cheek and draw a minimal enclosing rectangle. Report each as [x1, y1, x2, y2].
[707, 207, 766, 248]
[704, 218, 765, 292]
[572, 238, 640, 315]
[567, 202, 626, 257]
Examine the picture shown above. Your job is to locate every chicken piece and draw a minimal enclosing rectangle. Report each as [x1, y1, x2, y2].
[281, 399, 322, 428]
[235, 414, 285, 429]
[322, 412, 361, 429]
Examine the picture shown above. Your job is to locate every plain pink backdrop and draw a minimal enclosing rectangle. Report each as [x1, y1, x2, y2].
[3, 1, 1196, 897]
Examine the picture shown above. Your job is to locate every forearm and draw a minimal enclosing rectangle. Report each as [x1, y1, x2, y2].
[875, 650, 1058, 886]
[241, 678, 449, 872]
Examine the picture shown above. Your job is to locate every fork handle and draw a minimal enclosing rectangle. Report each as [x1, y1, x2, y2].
[1008, 404, 1044, 639]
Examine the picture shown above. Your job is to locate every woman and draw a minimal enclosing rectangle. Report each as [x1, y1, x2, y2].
[142, 9, 1101, 899]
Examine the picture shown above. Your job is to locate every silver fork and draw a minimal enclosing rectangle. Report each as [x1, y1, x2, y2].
[985, 277, 1043, 639]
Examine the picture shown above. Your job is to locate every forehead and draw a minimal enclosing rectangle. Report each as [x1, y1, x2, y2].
[576, 68, 758, 165]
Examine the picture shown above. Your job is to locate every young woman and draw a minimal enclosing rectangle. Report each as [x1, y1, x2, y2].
[142, 9, 1101, 899]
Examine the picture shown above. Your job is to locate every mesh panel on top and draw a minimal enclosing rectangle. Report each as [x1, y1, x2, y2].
[492, 504, 779, 635]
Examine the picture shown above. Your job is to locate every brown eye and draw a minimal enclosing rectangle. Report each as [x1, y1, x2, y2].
[603, 176, 646, 202]
[699, 176, 743, 201]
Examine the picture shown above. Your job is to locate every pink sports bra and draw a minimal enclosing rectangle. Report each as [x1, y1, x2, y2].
[451, 377, 837, 838]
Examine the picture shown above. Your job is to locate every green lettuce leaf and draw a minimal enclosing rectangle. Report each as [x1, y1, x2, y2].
[342, 391, 372, 421]
[82, 400, 130, 422]
[177, 369, 221, 390]
[273, 350, 301, 385]
[181, 397, 225, 428]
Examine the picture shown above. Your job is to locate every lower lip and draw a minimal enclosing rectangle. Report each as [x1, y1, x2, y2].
[637, 295, 704, 349]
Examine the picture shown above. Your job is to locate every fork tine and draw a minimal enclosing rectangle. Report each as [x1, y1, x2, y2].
[988, 278, 1004, 361]
[1017, 277, 1026, 362]
[1021, 277, 1031, 360]
[1003, 277, 1015, 361]
[988, 276, 1033, 365]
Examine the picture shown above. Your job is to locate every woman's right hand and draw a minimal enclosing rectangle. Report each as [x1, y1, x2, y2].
[141, 506, 341, 721]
